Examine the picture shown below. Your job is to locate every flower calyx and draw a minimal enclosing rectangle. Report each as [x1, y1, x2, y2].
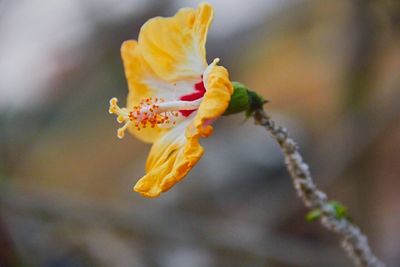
[223, 81, 267, 117]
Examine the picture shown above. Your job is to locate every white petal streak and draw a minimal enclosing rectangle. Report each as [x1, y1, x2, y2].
[148, 114, 195, 168]
[144, 77, 200, 100]
[161, 115, 192, 144]
[179, 37, 206, 76]
[203, 58, 220, 91]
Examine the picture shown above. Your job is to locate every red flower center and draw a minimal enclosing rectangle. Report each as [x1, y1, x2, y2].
[179, 78, 206, 117]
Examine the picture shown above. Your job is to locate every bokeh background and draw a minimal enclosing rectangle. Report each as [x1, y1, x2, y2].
[1, 0, 399, 266]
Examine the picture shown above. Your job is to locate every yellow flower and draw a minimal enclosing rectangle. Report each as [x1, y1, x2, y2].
[109, 2, 233, 198]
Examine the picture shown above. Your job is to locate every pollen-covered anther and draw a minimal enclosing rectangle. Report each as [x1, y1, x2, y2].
[109, 97, 132, 139]
[130, 96, 174, 130]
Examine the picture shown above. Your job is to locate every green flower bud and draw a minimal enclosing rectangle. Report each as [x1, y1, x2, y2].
[306, 209, 322, 222]
[306, 201, 350, 222]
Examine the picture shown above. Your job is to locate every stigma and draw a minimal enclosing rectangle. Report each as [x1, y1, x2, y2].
[109, 96, 201, 139]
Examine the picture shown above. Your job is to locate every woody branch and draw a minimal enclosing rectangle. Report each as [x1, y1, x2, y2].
[253, 108, 385, 267]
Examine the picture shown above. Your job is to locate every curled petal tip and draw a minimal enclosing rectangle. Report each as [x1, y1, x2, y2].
[133, 184, 161, 198]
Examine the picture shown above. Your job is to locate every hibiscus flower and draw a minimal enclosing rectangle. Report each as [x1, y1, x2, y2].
[109, 2, 232, 197]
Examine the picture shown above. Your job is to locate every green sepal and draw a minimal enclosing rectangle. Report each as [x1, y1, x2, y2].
[223, 82, 249, 115]
[246, 89, 266, 117]
[223, 81, 266, 116]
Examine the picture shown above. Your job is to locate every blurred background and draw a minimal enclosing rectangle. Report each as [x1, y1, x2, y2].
[0, 0, 399, 266]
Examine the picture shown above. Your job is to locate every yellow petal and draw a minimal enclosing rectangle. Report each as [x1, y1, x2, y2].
[121, 40, 166, 143]
[138, 2, 213, 81]
[134, 120, 204, 198]
[193, 64, 233, 137]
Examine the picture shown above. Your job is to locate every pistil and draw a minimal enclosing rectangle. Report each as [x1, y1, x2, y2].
[109, 96, 201, 138]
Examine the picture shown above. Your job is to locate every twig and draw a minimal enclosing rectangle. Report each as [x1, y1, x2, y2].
[253, 108, 385, 267]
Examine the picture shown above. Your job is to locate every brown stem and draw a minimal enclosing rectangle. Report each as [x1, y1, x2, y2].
[253, 109, 385, 267]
